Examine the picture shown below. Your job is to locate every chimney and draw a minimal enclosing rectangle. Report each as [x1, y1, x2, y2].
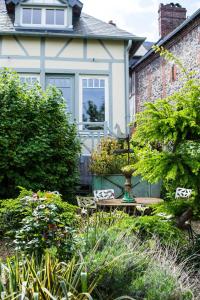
[108, 20, 116, 27]
[158, 3, 187, 37]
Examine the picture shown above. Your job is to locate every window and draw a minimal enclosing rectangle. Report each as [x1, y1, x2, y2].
[22, 8, 42, 25]
[19, 74, 40, 87]
[46, 76, 73, 114]
[80, 77, 108, 130]
[46, 9, 64, 25]
[21, 7, 66, 27]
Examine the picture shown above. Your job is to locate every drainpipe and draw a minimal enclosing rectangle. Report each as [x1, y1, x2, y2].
[125, 39, 132, 135]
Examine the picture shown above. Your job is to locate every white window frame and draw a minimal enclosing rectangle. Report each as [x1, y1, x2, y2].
[21, 6, 67, 28]
[19, 74, 40, 86]
[45, 8, 65, 26]
[21, 7, 42, 27]
[79, 76, 109, 129]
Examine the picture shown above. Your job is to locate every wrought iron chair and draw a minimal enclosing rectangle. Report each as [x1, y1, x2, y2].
[175, 187, 192, 199]
[175, 187, 193, 240]
[93, 189, 115, 201]
[76, 196, 96, 215]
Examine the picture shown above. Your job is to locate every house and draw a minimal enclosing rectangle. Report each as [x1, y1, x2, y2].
[0, 0, 144, 186]
[130, 3, 200, 116]
[0, 0, 144, 141]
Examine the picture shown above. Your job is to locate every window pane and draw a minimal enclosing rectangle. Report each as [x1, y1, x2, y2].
[22, 8, 31, 24]
[82, 87, 105, 123]
[19, 75, 39, 87]
[94, 79, 99, 88]
[56, 9, 64, 25]
[100, 79, 105, 88]
[20, 77, 25, 84]
[88, 79, 93, 88]
[46, 9, 54, 25]
[82, 79, 87, 88]
[32, 78, 37, 84]
[32, 9, 41, 24]
[46, 77, 72, 113]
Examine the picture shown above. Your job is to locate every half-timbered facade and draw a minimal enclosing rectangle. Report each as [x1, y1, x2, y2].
[0, 0, 144, 155]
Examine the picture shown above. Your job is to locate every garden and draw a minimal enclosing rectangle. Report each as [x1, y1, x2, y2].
[0, 49, 200, 299]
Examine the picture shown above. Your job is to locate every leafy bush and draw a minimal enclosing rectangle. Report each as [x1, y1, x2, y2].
[82, 214, 194, 299]
[90, 137, 129, 175]
[14, 203, 79, 260]
[0, 69, 81, 199]
[132, 260, 194, 300]
[131, 215, 186, 246]
[83, 213, 186, 253]
[152, 199, 195, 217]
[0, 188, 78, 237]
[132, 49, 200, 200]
[0, 210, 198, 300]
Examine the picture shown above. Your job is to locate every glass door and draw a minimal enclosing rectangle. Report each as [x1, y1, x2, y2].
[46, 75, 74, 116]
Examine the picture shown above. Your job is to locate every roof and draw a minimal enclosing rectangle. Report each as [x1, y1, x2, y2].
[131, 8, 200, 69]
[5, 0, 82, 8]
[134, 41, 154, 57]
[0, 0, 145, 43]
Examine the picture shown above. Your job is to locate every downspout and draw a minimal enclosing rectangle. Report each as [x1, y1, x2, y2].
[125, 39, 132, 135]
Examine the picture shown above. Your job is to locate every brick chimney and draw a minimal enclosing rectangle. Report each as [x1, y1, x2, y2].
[158, 3, 187, 37]
[108, 20, 116, 27]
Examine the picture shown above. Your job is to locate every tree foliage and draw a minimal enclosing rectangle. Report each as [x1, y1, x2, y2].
[0, 69, 81, 199]
[132, 53, 200, 199]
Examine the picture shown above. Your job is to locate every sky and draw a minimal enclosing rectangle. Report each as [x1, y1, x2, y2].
[82, 0, 200, 41]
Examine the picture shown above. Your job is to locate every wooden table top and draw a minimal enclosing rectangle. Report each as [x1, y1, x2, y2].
[97, 198, 163, 207]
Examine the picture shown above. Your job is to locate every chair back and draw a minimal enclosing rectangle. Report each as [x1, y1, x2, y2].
[94, 189, 115, 201]
[175, 187, 192, 199]
[76, 196, 96, 208]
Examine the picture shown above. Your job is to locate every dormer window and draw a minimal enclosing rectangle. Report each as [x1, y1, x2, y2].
[8, 0, 83, 30]
[20, 6, 67, 28]
[22, 8, 42, 25]
[46, 9, 64, 26]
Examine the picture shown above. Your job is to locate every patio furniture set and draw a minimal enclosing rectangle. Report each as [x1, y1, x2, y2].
[76, 187, 192, 216]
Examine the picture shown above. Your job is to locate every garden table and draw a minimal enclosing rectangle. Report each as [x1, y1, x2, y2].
[96, 197, 163, 215]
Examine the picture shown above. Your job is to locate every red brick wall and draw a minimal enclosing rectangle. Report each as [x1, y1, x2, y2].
[158, 3, 187, 37]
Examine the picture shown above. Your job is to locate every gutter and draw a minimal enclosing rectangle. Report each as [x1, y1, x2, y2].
[125, 39, 132, 134]
[0, 29, 145, 41]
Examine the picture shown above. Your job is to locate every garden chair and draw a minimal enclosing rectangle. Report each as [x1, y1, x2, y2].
[175, 187, 192, 199]
[76, 196, 96, 215]
[93, 189, 115, 201]
[175, 187, 193, 240]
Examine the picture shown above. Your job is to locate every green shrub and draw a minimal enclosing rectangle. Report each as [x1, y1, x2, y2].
[14, 203, 79, 260]
[131, 215, 186, 246]
[84, 213, 186, 253]
[82, 214, 194, 299]
[90, 137, 130, 175]
[0, 188, 78, 237]
[132, 263, 193, 300]
[132, 49, 200, 199]
[84, 224, 149, 299]
[0, 69, 81, 199]
[152, 199, 195, 217]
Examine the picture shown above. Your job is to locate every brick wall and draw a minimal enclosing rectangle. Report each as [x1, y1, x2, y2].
[133, 18, 200, 113]
[159, 3, 187, 37]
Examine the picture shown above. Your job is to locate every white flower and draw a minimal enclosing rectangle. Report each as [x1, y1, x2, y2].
[38, 205, 46, 209]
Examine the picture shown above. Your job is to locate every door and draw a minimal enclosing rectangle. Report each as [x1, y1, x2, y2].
[46, 75, 74, 116]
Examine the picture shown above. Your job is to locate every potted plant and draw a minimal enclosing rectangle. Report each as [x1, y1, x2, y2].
[90, 138, 162, 198]
[121, 165, 135, 202]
